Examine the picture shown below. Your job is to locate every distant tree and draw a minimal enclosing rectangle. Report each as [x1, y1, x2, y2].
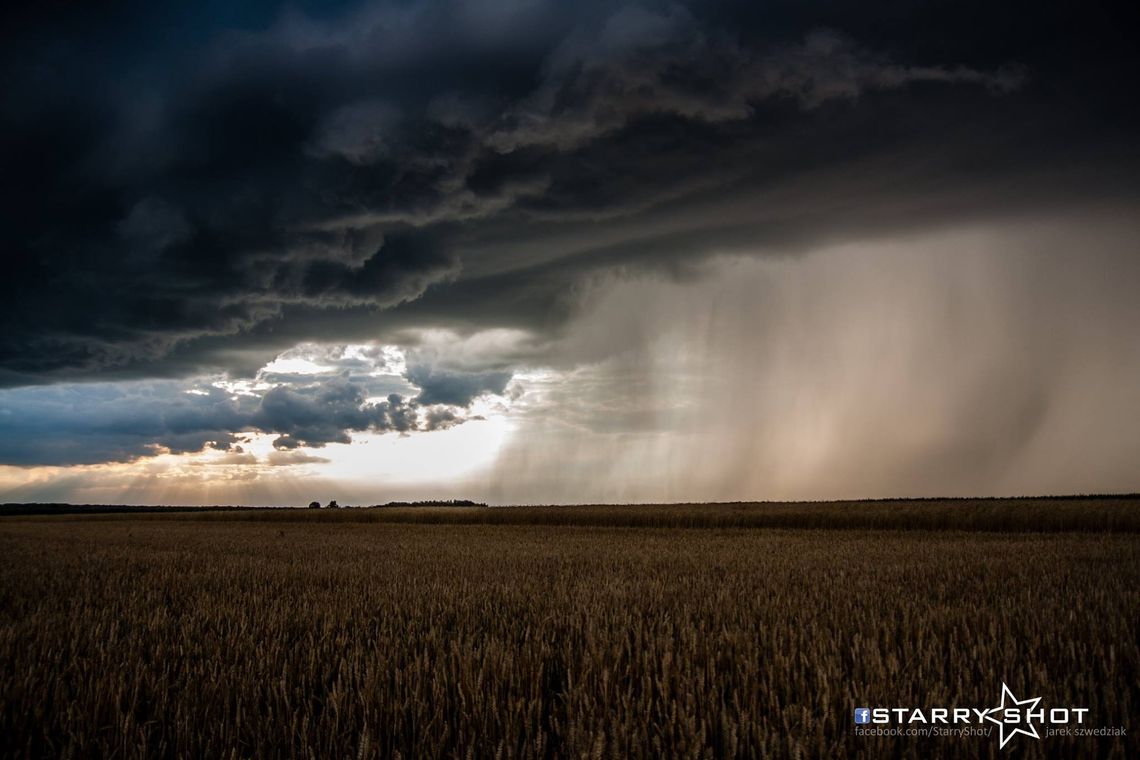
[308, 501, 321, 509]
[327, 500, 339, 509]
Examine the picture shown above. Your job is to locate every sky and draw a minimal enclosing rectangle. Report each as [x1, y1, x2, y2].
[1, 0, 1138, 505]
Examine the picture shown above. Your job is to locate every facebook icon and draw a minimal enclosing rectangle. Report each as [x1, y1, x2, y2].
[854, 708, 872, 724]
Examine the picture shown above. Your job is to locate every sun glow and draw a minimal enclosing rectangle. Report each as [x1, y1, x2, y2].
[0, 414, 513, 506]
[0, 338, 525, 505]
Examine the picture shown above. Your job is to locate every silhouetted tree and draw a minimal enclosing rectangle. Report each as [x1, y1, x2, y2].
[308, 501, 321, 509]
[327, 500, 339, 509]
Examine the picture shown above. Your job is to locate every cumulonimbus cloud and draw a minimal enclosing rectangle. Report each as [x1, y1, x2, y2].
[0, 1, 1039, 389]
[2, 0, 1136, 485]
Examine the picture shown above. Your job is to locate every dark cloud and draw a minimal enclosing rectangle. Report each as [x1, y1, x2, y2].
[406, 365, 512, 406]
[5, 0, 1136, 389]
[1, 0, 1138, 483]
[254, 380, 409, 449]
[0, 383, 247, 466]
[0, 368, 508, 465]
[485, 19, 1024, 152]
[422, 407, 464, 432]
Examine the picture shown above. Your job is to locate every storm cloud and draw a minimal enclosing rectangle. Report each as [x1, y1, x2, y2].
[5, 0, 1134, 387]
[1, 0, 1138, 497]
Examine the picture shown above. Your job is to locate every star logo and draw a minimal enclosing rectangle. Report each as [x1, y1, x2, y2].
[984, 682, 1043, 749]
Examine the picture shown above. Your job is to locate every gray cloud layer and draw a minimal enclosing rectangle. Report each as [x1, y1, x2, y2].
[6, 0, 1130, 388]
[0, 358, 509, 465]
[2, 0, 1138, 483]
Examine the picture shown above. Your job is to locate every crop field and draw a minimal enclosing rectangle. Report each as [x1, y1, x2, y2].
[1, 502, 1138, 758]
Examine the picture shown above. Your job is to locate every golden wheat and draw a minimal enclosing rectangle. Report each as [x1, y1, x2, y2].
[1, 514, 1137, 758]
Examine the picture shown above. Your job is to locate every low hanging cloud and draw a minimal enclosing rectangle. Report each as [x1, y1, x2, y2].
[406, 365, 513, 406]
[266, 450, 332, 467]
[254, 382, 418, 450]
[0, 361, 513, 466]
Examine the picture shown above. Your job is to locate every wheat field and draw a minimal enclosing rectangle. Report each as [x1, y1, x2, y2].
[1, 508, 1138, 758]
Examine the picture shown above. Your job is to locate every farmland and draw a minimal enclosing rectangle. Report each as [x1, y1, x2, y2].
[1, 501, 1138, 758]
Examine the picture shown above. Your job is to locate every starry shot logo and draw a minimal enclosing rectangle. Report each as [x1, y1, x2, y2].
[851, 682, 1126, 749]
[984, 682, 1047, 748]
